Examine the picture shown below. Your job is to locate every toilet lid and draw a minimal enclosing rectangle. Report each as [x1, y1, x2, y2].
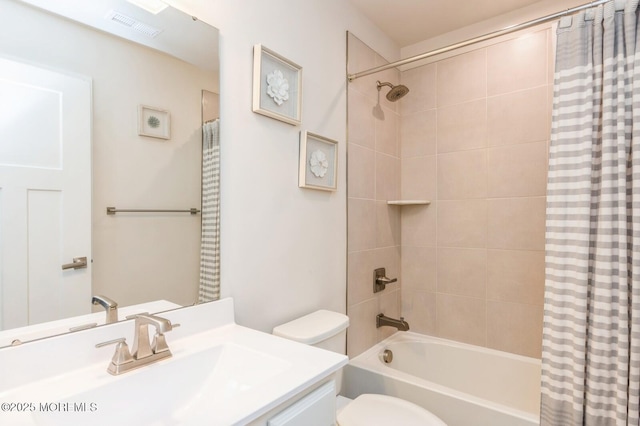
[337, 394, 447, 426]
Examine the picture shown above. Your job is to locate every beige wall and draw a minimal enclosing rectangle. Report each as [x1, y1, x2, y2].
[347, 27, 551, 358]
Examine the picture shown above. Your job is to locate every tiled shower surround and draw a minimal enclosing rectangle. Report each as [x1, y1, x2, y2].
[346, 29, 551, 358]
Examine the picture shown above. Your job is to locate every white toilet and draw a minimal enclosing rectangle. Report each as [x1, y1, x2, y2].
[273, 310, 447, 426]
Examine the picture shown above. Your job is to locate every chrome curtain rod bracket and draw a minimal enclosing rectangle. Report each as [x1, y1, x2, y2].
[106, 207, 201, 215]
[347, 0, 610, 81]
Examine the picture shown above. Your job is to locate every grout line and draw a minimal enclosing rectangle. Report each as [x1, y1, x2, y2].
[434, 59, 440, 337]
[484, 47, 489, 349]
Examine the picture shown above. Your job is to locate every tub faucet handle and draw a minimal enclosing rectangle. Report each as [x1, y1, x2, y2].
[374, 268, 398, 293]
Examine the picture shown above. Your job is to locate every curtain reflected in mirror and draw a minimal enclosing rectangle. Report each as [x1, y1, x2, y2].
[199, 90, 220, 302]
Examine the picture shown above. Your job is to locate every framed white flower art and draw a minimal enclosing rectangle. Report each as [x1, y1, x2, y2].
[252, 44, 302, 125]
[299, 131, 338, 191]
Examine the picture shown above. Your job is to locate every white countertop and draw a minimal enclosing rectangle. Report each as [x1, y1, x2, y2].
[0, 298, 348, 425]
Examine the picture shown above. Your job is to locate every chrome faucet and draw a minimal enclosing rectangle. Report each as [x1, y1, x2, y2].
[376, 313, 410, 331]
[95, 314, 178, 375]
[92, 295, 118, 324]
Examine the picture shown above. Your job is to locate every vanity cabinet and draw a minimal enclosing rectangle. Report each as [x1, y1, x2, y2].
[249, 379, 337, 426]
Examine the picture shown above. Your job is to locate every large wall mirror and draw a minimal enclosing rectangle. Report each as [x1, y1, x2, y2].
[0, 0, 220, 346]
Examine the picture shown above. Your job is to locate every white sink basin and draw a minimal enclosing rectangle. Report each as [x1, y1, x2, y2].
[0, 299, 348, 426]
[32, 342, 290, 425]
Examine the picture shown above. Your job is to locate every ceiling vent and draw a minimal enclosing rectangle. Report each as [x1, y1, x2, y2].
[105, 10, 163, 38]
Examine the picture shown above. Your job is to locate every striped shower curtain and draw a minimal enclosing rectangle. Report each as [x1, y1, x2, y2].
[540, 1, 640, 424]
[198, 119, 221, 302]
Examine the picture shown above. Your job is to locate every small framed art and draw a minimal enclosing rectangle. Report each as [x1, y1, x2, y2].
[138, 105, 170, 140]
[252, 44, 302, 125]
[299, 131, 338, 191]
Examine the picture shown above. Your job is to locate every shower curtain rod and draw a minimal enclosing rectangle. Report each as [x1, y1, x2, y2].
[347, 0, 610, 81]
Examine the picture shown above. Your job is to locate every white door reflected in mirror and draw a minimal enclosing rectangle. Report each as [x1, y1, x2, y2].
[0, 57, 92, 330]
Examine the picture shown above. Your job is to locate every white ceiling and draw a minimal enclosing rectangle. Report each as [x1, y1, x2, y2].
[18, 0, 218, 71]
[348, 0, 554, 47]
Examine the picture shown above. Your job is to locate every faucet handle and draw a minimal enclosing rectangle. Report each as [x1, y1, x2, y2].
[96, 338, 134, 369]
[95, 337, 126, 348]
[151, 323, 180, 354]
[152, 333, 169, 354]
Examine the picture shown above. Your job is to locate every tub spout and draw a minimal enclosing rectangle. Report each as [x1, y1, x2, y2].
[376, 313, 409, 331]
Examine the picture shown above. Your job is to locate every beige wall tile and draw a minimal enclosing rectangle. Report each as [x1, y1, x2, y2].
[348, 89, 376, 150]
[347, 249, 388, 305]
[487, 30, 548, 95]
[438, 248, 487, 298]
[548, 28, 555, 84]
[487, 86, 549, 147]
[378, 288, 401, 340]
[401, 155, 437, 201]
[548, 84, 554, 120]
[487, 301, 543, 358]
[347, 32, 375, 72]
[401, 290, 437, 335]
[487, 249, 545, 306]
[438, 150, 487, 200]
[400, 64, 437, 115]
[376, 201, 400, 248]
[487, 141, 548, 198]
[348, 250, 376, 306]
[347, 298, 378, 357]
[437, 99, 487, 153]
[487, 197, 546, 250]
[375, 107, 399, 156]
[347, 33, 378, 102]
[401, 204, 437, 247]
[438, 199, 487, 248]
[401, 109, 437, 158]
[437, 294, 486, 346]
[348, 144, 375, 199]
[437, 49, 487, 108]
[348, 198, 376, 252]
[375, 153, 400, 201]
[401, 246, 437, 292]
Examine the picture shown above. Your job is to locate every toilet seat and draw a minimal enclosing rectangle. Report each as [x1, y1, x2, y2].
[337, 394, 447, 426]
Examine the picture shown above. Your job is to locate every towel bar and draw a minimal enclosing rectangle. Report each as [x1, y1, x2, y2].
[106, 207, 200, 215]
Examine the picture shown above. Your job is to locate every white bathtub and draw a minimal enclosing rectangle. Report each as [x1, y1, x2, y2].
[342, 332, 541, 426]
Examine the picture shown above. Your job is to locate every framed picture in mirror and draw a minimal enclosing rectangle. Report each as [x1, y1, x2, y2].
[252, 44, 302, 125]
[138, 105, 171, 140]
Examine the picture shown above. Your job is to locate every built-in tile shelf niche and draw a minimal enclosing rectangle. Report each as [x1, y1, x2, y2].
[386, 200, 431, 206]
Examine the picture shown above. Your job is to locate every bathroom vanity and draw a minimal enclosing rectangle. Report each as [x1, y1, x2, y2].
[0, 298, 347, 425]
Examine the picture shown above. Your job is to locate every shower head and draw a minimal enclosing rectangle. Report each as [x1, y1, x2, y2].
[377, 80, 409, 102]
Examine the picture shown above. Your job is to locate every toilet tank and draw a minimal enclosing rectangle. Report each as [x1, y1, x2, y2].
[272, 310, 349, 353]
